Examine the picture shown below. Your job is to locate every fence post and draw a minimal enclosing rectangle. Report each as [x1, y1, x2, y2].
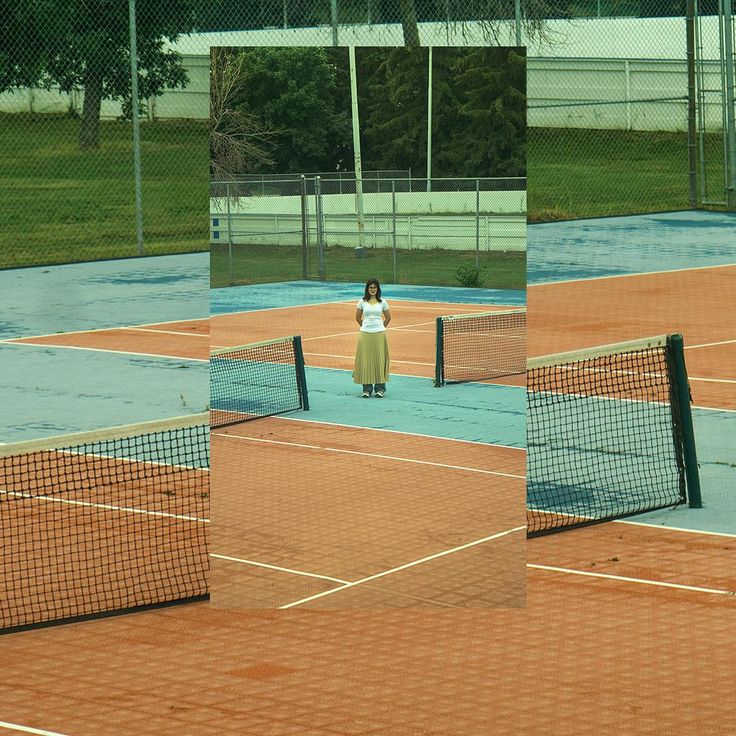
[225, 182, 233, 285]
[128, 0, 144, 255]
[475, 179, 480, 270]
[316, 176, 326, 281]
[686, 0, 698, 208]
[392, 180, 398, 283]
[722, 0, 736, 208]
[301, 175, 309, 279]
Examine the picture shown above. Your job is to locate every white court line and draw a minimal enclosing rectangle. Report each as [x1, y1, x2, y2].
[301, 320, 440, 342]
[240, 414, 525, 451]
[0, 722, 71, 736]
[527, 563, 736, 597]
[613, 519, 736, 538]
[304, 351, 434, 367]
[0, 489, 209, 524]
[120, 327, 209, 338]
[212, 299, 355, 316]
[530, 261, 736, 287]
[686, 337, 736, 350]
[0, 316, 207, 343]
[690, 376, 736, 384]
[0, 342, 208, 362]
[215, 433, 525, 480]
[212, 300, 509, 318]
[276, 359, 525, 388]
[279, 526, 527, 609]
[210, 554, 349, 584]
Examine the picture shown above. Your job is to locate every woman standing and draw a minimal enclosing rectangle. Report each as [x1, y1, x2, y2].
[353, 278, 391, 397]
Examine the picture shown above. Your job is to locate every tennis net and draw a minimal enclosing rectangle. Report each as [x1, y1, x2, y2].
[0, 414, 210, 634]
[527, 334, 701, 536]
[434, 308, 526, 386]
[210, 336, 309, 428]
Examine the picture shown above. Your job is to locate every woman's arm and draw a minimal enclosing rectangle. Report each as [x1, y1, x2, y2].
[355, 307, 363, 326]
[383, 308, 391, 327]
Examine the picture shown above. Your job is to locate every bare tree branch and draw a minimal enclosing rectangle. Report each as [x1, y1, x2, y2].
[209, 48, 279, 182]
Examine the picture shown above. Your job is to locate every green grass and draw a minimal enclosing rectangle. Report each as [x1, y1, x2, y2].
[0, 114, 208, 269]
[211, 244, 525, 289]
[1, 114, 728, 276]
[528, 128, 728, 221]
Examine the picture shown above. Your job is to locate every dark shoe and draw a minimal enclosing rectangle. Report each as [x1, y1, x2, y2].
[374, 390, 385, 398]
[362, 391, 371, 398]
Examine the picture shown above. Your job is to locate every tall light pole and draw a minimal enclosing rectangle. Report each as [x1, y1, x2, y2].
[349, 47, 365, 246]
[128, 0, 144, 255]
[426, 47, 433, 192]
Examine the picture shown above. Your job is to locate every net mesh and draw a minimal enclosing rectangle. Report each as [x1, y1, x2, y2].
[527, 337, 687, 536]
[436, 309, 526, 385]
[0, 415, 210, 633]
[210, 336, 308, 428]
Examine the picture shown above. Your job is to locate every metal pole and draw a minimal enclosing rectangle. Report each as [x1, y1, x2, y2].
[695, 5, 709, 203]
[426, 47, 433, 192]
[128, 0, 144, 255]
[349, 47, 365, 247]
[515, 0, 522, 46]
[669, 334, 702, 508]
[687, 0, 698, 208]
[301, 175, 308, 279]
[225, 182, 233, 284]
[475, 179, 480, 270]
[392, 180, 398, 283]
[316, 177, 326, 281]
[721, 0, 736, 207]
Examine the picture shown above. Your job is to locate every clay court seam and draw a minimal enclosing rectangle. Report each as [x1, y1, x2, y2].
[215, 434, 525, 479]
[279, 525, 528, 609]
[210, 554, 349, 584]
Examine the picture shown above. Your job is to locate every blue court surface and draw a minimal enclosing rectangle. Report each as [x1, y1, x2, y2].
[291, 367, 524, 448]
[528, 209, 735, 536]
[0, 253, 209, 339]
[1, 253, 209, 443]
[211, 280, 526, 314]
[641, 407, 735, 535]
[528, 210, 736, 284]
[0, 344, 207, 443]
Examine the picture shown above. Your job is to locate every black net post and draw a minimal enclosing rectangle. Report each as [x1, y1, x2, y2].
[293, 335, 310, 412]
[434, 317, 444, 387]
[668, 333, 702, 508]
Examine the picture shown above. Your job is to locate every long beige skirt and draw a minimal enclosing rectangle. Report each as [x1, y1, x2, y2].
[353, 331, 390, 384]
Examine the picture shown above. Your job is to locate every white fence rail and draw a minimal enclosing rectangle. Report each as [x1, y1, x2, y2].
[210, 210, 526, 251]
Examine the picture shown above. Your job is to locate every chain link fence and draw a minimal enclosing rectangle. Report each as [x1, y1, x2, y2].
[211, 175, 526, 287]
[1, 1, 733, 272]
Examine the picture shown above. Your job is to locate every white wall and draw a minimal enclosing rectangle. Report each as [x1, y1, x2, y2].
[210, 190, 526, 250]
[210, 211, 526, 251]
[0, 17, 727, 131]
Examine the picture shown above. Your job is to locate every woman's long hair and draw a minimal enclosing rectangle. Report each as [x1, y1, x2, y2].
[363, 278, 382, 301]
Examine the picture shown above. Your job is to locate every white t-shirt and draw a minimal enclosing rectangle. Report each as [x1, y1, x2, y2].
[357, 299, 389, 333]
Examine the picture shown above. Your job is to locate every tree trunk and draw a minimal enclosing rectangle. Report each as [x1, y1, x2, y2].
[398, 0, 420, 47]
[79, 68, 103, 149]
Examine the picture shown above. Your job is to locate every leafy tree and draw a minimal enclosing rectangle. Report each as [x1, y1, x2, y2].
[229, 47, 352, 174]
[0, 1, 54, 91]
[3, 0, 196, 148]
[210, 48, 278, 181]
[438, 47, 526, 176]
[360, 47, 526, 178]
[361, 48, 429, 173]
